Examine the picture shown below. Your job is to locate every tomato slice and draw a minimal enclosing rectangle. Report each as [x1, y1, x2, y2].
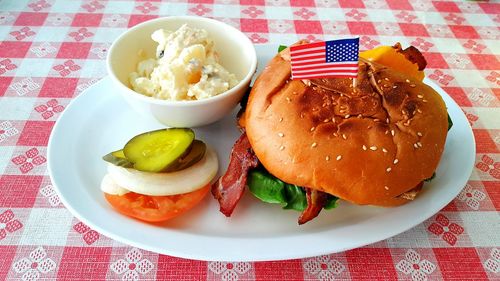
[104, 184, 210, 222]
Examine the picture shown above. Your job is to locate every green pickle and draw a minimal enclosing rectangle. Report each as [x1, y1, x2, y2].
[112, 150, 126, 158]
[163, 140, 206, 172]
[123, 128, 195, 173]
[102, 149, 134, 168]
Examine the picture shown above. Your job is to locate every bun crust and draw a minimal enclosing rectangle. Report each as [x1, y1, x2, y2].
[245, 46, 448, 206]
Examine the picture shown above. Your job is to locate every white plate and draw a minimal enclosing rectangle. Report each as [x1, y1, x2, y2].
[48, 45, 475, 261]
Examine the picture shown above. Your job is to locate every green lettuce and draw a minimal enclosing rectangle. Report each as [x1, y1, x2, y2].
[424, 172, 436, 182]
[247, 169, 338, 212]
[278, 45, 287, 53]
[448, 113, 453, 131]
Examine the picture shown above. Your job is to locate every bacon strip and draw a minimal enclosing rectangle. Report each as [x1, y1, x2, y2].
[393, 43, 427, 71]
[211, 133, 258, 217]
[298, 189, 330, 225]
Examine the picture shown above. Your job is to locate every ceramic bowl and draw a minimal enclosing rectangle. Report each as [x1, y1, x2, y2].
[107, 16, 257, 127]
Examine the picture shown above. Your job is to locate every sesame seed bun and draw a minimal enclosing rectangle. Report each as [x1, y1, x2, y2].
[245, 44, 448, 206]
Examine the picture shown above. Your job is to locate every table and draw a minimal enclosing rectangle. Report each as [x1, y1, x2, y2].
[0, 0, 499, 280]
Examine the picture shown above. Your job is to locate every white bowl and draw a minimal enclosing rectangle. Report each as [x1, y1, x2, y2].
[106, 16, 257, 127]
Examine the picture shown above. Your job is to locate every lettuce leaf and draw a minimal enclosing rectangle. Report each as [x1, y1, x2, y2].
[248, 168, 338, 211]
[248, 170, 286, 205]
[447, 113, 453, 131]
[282, 184, 308, 211]
[278, 45, 287, 53]
[424, 172, 436, 182]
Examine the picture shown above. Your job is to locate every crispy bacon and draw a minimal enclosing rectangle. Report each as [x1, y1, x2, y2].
[298, 189, 330, 225]
[211, 133, 258, 217]
[393, 43, 427, 71]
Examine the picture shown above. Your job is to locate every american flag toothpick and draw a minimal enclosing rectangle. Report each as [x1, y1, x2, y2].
[290, 38, 360, 80]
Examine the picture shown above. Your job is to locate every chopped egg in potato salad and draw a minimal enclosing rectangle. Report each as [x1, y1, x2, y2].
[129, 24, 239, 101]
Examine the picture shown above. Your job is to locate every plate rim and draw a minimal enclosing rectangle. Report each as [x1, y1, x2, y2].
[48, 45, 476, 261]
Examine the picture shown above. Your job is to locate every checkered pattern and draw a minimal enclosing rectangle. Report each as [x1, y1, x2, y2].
[0, 0, 498, 280]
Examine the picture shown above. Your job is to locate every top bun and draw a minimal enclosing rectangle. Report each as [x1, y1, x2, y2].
[245, 43, 448, 206]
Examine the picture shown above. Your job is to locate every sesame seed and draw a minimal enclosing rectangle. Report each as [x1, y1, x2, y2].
[279, 117, 283, 122]
[414, 143, 419, 148]
[393, 85, 398, 89]
[417, 109, 423, 113]
[391, 130, 395, 136]
[357, 114, 362, 118]
[410, 84, 416, 88]
[279, 145, 285, 151]
[385, 130, 389, 135]
[417, 142, 422, 147]
[386, 118, 390, 124]
[384, 77, 390, 81]
[340, 93, 344, 97]
[383, 84, 389, 88]
[377, 79, 382, 83]
[336, 155, 342, 161]
[278, 133, 284, 137]
[382, 148, 388, 153]
[386, 167, 392, 172]
[326, 156, 330, 161]
[417, 95, 423, 99]
[342, 134, 347, 140]
[423, 99, 428, 103]
[384, 186, 389, 190]
[286, 97, 291, 102]
[311, 142, 317, 148]
[323, 118, 330, 123]
[345, 114, 350, 118]
[393, 159, 399, 164]
[362, 145, 367, 150]
[333, 132, 339, 137]
[374, 118, 380, 122]
[370, 146, 377, 151]
[417, 132, 423, 137]
[402, 109, 406, 115]
[310, 127, 315, 131]
[406, 79, 410, 83]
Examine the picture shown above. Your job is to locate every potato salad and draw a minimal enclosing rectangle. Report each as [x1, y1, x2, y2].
[129, 24, 239, 101]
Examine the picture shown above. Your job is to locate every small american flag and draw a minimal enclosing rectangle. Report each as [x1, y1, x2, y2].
[290, 38, 360, 80]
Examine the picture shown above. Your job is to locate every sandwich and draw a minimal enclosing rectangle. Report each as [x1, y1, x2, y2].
[212, 42, 450, 224]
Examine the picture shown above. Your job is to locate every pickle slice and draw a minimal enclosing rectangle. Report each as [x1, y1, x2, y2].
[102, 149, 134, 168]
[123, 128, 195, 173]
[112, 150, 126, 158]
[163, 140, 206, 172]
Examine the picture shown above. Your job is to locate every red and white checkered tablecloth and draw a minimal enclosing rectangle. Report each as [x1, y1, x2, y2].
[0, 0, 499, 280]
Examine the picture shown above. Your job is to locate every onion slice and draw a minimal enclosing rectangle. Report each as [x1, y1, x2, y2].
[107, 147, 218, 196]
